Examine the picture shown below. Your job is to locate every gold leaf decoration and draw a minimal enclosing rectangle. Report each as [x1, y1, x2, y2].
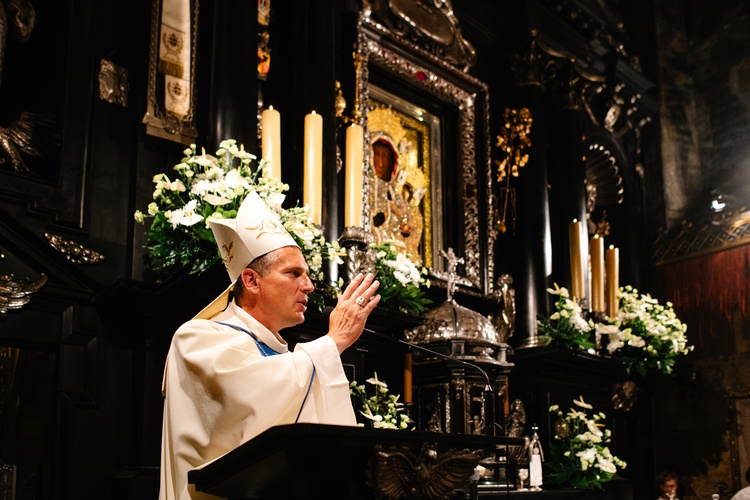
[44, 233, 106, 265]
[495, 107, 533, 234]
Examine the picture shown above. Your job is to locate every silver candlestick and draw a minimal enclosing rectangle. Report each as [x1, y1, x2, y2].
[338, 226, 375, 282]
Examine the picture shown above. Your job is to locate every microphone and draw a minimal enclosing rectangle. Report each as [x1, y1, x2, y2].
[323, 306, 501, 436]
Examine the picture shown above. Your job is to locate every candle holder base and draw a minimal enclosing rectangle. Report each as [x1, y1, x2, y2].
[403, 402, 415, 424]
[589, 310, 607, 351]
[574, 297, 589, 315]
[497, 343, 514, 366]
[515, 335, 548, 350]
[338, 226, 375, 282]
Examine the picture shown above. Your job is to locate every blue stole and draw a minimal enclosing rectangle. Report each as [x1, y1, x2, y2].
[214, 321, 316, 422]
[215, 321, 280, 357]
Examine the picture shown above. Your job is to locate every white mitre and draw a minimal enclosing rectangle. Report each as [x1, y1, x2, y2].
[193, 191, 298, 320]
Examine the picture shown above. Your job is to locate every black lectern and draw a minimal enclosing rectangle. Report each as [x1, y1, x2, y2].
[188, 424, 525, 499]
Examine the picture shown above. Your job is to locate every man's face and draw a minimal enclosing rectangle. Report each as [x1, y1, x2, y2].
[251, 246, 314, 333]
[659, 478, 678, 498]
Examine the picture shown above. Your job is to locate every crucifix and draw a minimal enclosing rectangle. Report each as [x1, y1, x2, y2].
[439, 247, 464, 300]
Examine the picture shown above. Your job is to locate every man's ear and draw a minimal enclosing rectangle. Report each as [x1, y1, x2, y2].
[241, 267, 261, 294]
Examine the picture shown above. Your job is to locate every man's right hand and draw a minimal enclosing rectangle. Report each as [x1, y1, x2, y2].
[326, 273, 381, 353]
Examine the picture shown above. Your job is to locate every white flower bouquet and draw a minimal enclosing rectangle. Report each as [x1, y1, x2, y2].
[370, 241, 432, 315]
[536, 283, 596, 351]
[537, 284, 693, 377]
[350, 373, 413, 430]
[547, 397, 627, 490]
[134, 139, 344, 305]
[598, 285, 692, 376]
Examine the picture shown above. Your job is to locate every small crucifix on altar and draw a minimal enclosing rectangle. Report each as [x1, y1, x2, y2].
[440, 247, 464, 300]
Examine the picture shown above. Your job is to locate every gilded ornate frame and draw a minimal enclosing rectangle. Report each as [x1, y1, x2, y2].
[355, 16, 495, 295]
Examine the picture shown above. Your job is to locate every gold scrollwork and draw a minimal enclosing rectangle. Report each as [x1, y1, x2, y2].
[245, 219, 288, 239]
[44, 233, 106, 265]
[495, 108, 532, 234]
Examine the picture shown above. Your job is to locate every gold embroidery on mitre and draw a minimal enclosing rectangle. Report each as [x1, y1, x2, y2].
[220, 241, 234, 267]
[246, 219, 288, 239]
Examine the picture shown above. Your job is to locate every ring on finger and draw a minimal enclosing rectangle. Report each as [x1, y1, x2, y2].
[355, 295, 369, 307]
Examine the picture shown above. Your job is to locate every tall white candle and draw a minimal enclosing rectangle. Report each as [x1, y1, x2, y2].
[344, 124, 363, 227]
[303, 111, 323, 225]
[590, 235, 605, 312]
[606, 245, 620, 317]
[260, 106, 281, 181]
[568, 219, 585, 299]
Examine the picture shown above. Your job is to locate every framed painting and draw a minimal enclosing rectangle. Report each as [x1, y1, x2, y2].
[355, 16, 495, 296]
[366, 85, 439, 269]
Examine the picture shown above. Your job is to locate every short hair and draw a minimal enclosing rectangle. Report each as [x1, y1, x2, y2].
[745, 466, 750, 484]
[233, 248, 284, 304]
[656, 470, 679, 487]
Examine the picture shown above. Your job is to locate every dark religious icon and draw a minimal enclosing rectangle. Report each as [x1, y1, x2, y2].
[0, 0, 61, 174]
[370, 444, 483, 499]
[368, 104, 428, 265]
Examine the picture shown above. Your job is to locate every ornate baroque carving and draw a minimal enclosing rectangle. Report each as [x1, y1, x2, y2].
[98, 59, 129, 107]
[356, 17, 493, 293]
[363, 0, 476, 72]
[45, 233, 106, 265]
[370, 444, 484, 499]
[511, 32, 558, 88]
[0, 273, 47, 316]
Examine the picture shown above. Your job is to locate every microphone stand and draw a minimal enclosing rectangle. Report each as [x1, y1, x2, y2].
[362, 326, 499, 437]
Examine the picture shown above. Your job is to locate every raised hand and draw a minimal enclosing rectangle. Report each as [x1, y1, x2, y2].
[326, 273, 381, 353]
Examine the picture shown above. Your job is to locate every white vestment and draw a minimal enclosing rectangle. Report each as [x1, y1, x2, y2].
[159, 302, 356, 500]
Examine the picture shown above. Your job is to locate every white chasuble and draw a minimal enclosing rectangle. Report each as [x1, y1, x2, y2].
[159, 302, 356, 500]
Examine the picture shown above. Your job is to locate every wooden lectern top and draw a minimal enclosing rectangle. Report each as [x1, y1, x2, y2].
[189, 423, 525, 499]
